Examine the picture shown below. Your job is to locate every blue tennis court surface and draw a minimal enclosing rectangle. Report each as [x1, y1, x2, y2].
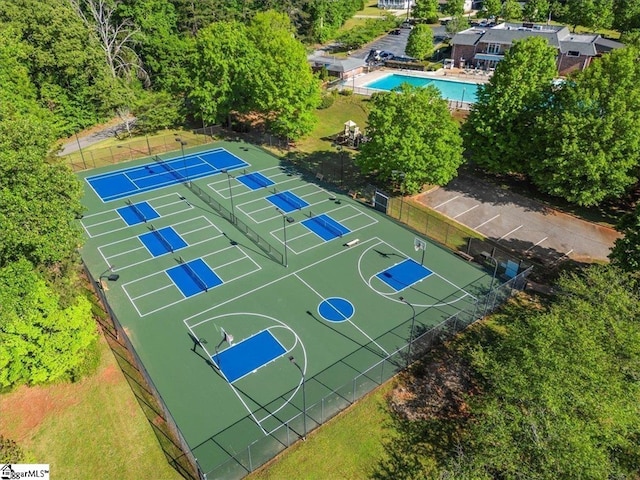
[267, 190, 309, 213]
[212, 330, 286, 383]
[86, 148, 250, 202]
[166, 258, 223, 297]
[139, 226, 187, 256]
[237, 172, 274, 190]
[376, 259, 433, 292]
[301, 213, 350, 241]
[117, 201, 160, 225]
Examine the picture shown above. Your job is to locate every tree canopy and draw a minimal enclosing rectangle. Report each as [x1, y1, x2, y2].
[531, 46, 640, 205]
[462, 36, 557, 173]
[405, 24, 434, 60]
[0, 259, 97, 388]
[357, 84, 464, 194]
[376, 265, 640, 479]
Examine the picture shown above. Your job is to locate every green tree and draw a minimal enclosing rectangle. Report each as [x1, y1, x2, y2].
[443, 0, 464, 16]
[1, 0, 122, 134]
[609, 203, 640, 272]
[445, 14, 470, 36]
[620, 28, 640, 47]
[134, 90, 185, 133]
[462, 36, 557, 173]
[246, 10, 320, 139]
[530, 47, 640, 205]
[454, 265, 640, 478]
[522, 0, 550, 22]
[613, 0, 640, 32]
[502, 0, 523, 21]
[189, 21, 257, 125]
[357, 84, 464, 194]
[405, 24, 434, 60]
[0, 259, 97, 388]
[563, 0, 614, 31]
[0, 106, 84, 270]
[482, 0, 502, 19]
[412, 0, 439, 23]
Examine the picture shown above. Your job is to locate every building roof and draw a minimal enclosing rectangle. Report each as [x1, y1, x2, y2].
[307, 55, 366, 73]
[594, 37, 625, 53]
[451, 22, 622, 58]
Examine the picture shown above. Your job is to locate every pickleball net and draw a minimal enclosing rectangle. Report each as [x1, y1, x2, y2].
[126, 199, 147, 223]
[251, 173, 271, 188]
[179, 256, 208, 292]
[149, 224, 174, 253]
[274, 189, 304, 210]
[308, 211, 344, 238]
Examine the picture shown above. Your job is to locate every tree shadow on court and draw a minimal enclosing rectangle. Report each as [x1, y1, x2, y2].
[280, 149, 376, 198]
[305, 310, 389, 360]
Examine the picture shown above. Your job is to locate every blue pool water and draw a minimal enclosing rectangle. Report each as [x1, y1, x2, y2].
[365, 74, 479, 103]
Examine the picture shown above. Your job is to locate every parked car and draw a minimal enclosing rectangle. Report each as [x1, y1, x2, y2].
[389, 28, 401, 35]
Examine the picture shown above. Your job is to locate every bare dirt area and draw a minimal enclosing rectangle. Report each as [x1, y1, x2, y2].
[0, 381, 81, 441]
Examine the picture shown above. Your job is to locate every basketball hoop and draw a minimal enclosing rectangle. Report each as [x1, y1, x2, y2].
[413, 237, 427, 265]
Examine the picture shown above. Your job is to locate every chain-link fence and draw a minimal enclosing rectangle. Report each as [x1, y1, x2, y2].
[83, 260, 201, 480]
[62, 130, 218, 172]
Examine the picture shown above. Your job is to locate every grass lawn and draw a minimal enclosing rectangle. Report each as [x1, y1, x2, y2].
[248, 382, 396, 479]
[356, 1, 391, 17]
[0, 332, 181, 480]
[297, 94, 370, 154]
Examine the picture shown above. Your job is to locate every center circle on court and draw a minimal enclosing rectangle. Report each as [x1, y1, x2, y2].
[318, 297, 354, 323]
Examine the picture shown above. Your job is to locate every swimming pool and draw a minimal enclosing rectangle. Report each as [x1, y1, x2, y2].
[364, 74, 479, 103]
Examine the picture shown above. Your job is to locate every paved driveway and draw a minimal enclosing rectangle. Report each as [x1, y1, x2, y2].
[416, 174, 620, 263]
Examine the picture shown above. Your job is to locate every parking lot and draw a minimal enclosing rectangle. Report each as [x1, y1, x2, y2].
[416, 175, 620, 264]
[351, 24, 447, 60]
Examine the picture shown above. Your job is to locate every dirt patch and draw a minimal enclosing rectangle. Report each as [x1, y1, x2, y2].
[389, 349, 478, 421]
[0, 383, 81, 441]
[99, 364, 121, 385]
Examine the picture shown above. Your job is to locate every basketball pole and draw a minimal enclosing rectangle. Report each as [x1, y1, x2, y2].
[421, 246, 425, 266]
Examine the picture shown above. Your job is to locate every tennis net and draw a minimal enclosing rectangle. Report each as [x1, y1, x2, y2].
[126, 199, 147, 223]
[149, 224, 174, 253]
[309, 212, 344, 238]
[179, 257, 208, 292]
[154, 155, 184, 182]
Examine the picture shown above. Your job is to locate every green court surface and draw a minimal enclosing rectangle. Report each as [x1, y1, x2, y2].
[78, 141, 492, 478]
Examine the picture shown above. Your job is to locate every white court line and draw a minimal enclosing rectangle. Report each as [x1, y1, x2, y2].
[294, 273, 389, 356]
[474, 214, 500, 229]
[433, 195, 460, 209]
[125, 245, 262, 317]
[499, 225, 523, 240]
[453, 205, 479, 219]
[525, 236, 548, 252]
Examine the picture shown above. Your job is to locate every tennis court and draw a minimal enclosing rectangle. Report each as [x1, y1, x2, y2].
[78, 141, 492, 478]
